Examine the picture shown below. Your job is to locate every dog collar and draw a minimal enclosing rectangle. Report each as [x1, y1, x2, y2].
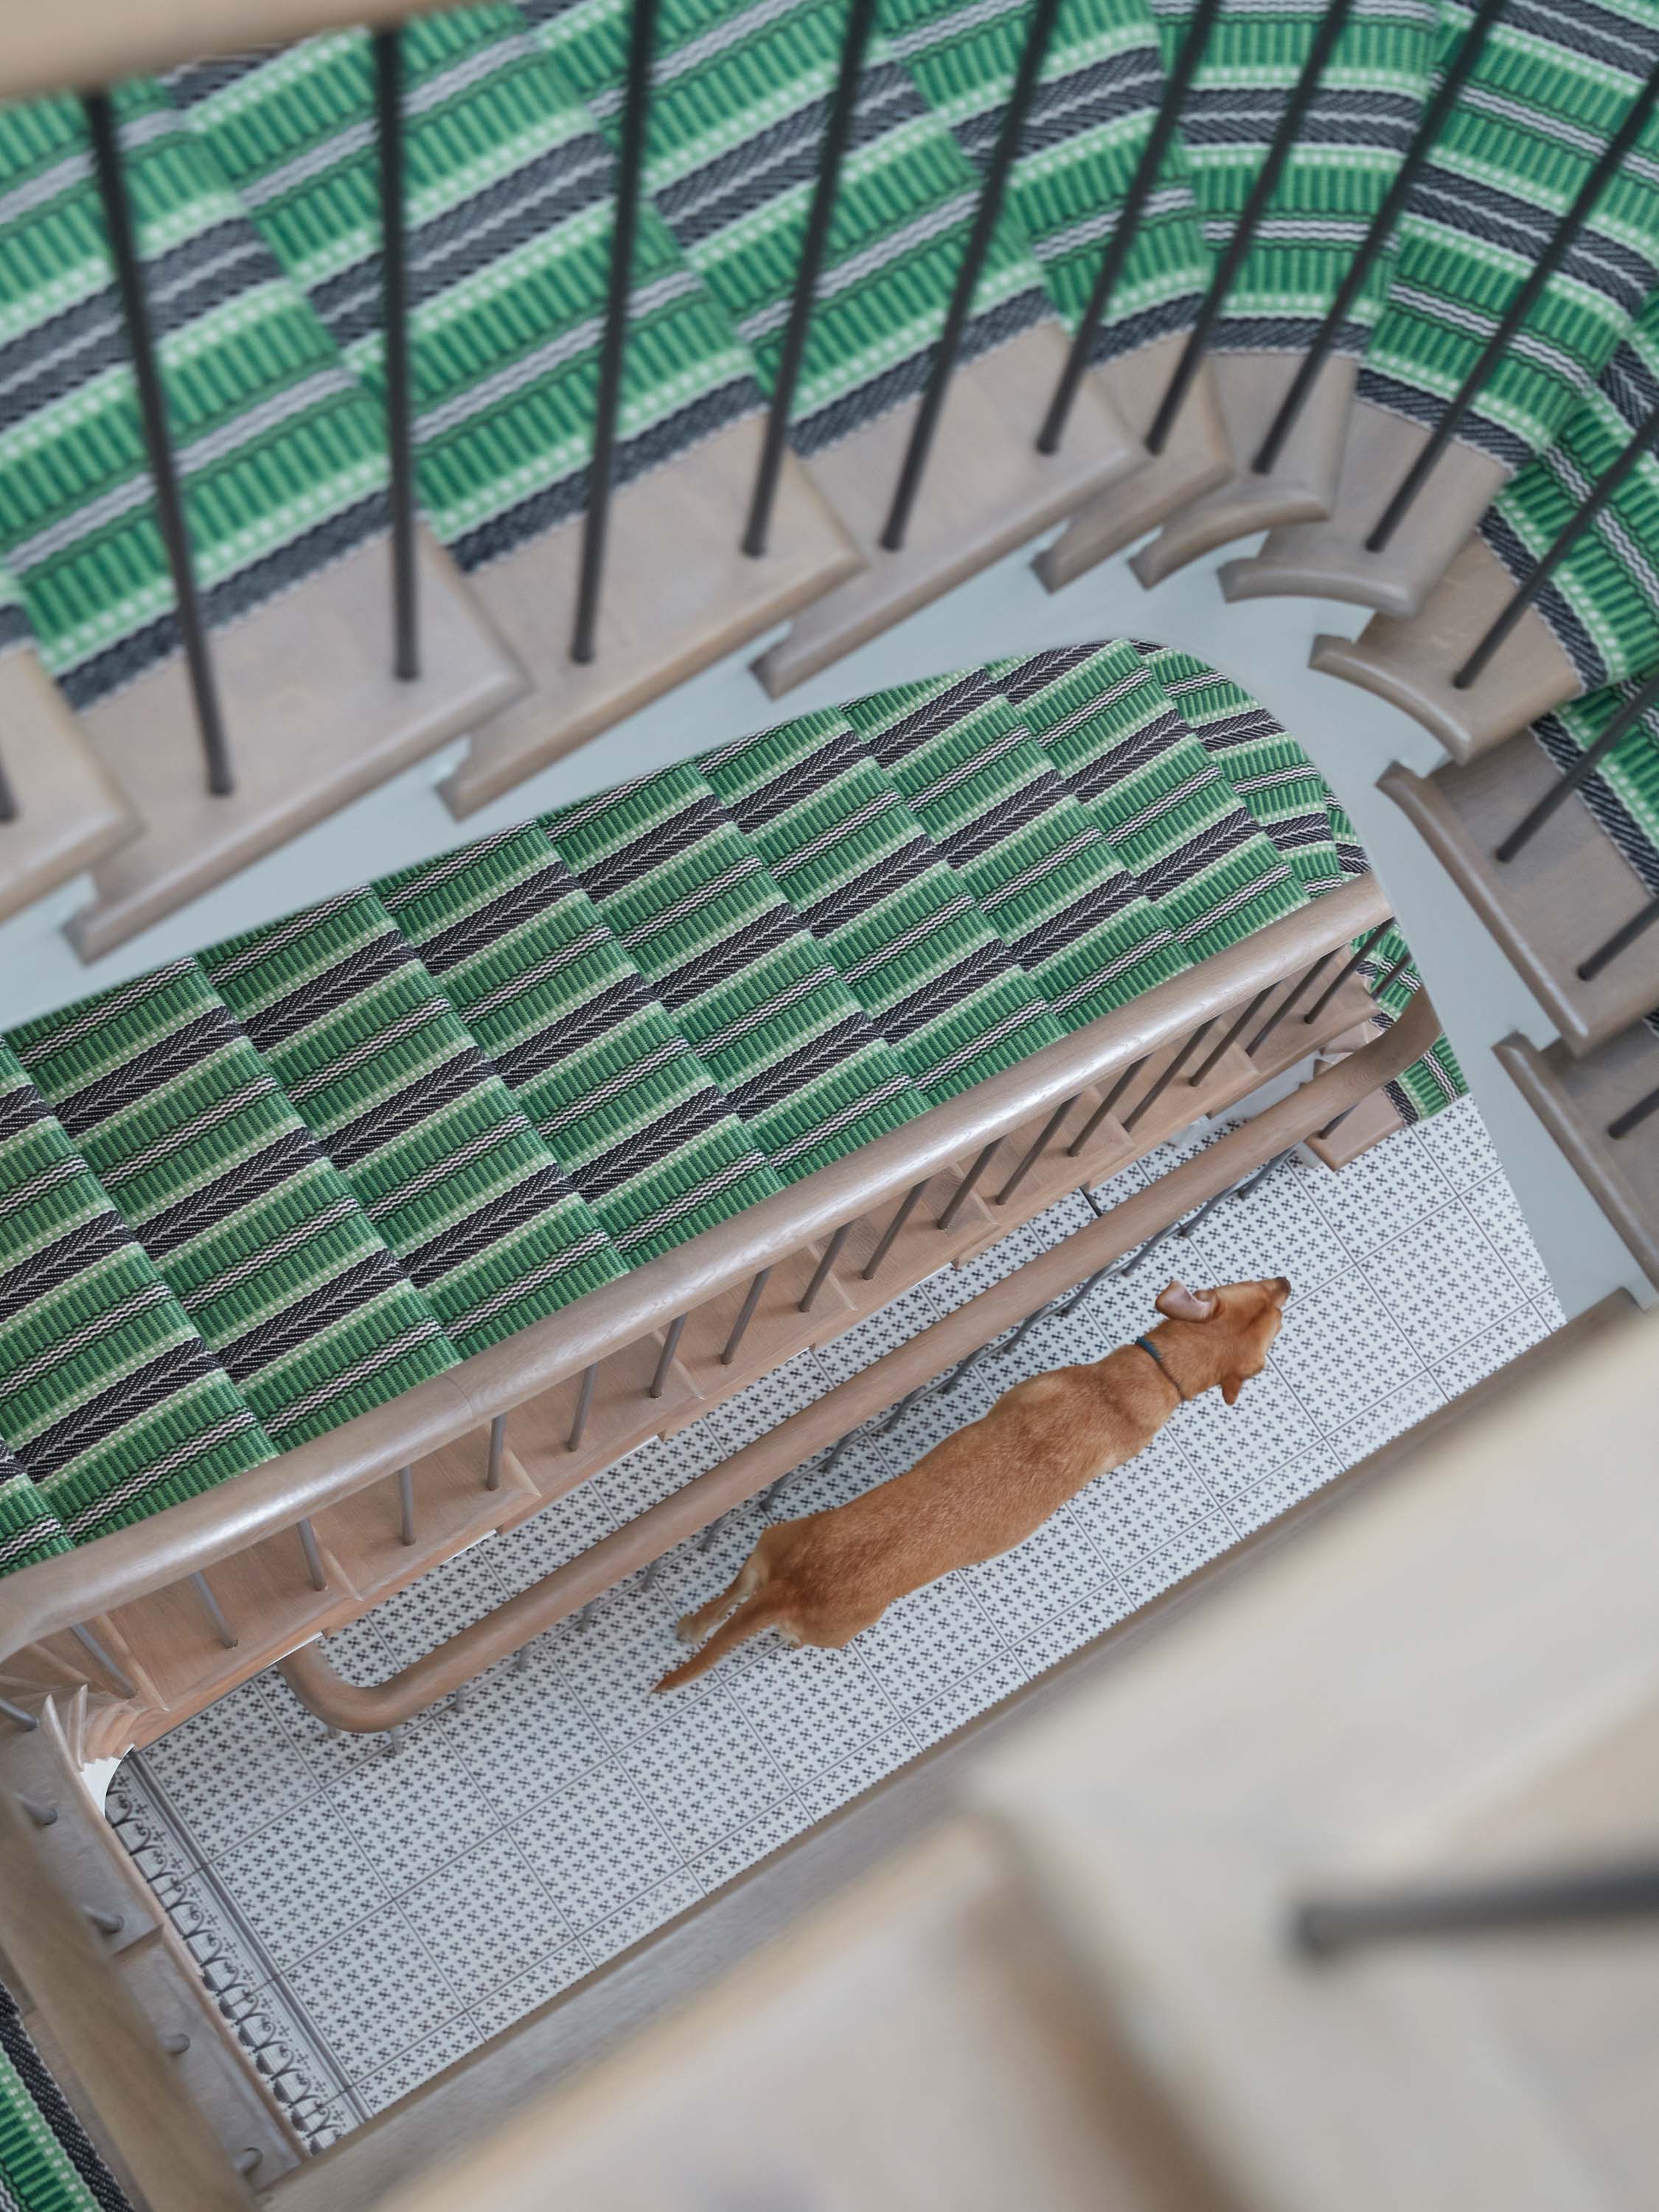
[1132, 1334, 1186, 1402]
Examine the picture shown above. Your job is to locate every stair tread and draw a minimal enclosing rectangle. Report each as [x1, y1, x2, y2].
[1498, 1027, 1659, 1287]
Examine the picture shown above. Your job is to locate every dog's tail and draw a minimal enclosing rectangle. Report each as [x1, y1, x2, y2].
[653, 1594, 780, 1693]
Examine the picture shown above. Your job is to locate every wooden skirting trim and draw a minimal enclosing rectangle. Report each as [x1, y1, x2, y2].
[279, 989, 1440, 1733]
[0, 4, 459, 102]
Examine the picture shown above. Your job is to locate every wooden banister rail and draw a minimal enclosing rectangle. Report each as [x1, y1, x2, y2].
[0, 877, 1388, 1676]
[0, 4, 461, 102]
[279, 987, 1438, 1733]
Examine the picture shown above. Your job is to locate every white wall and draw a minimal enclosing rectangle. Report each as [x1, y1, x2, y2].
[1, 527, 1644, 1321]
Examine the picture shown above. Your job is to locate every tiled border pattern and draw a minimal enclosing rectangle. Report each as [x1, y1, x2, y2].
[105, 1096, 1560, 2149]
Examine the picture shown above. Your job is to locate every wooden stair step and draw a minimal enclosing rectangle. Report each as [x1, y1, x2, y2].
[441, 421, 858, 814]
[754, 331, 1141, 695]
[1382, 751, 1659, 1054]
[665, 1245, 853, 1422]
[1034, 339, 1230, 590]
[66, 528, 524, 961]
[813, 1159, 999, 1338]
[111, 1525, 352, 1712]
[1309, 535, 1579, 765]
[501, 1336, 698, 1513]
[314, 1434, 538, 1603]
[0, 650, 133, 926]
[1497, 1026, 1659, 1288]
[1307, 1082, 1408, 1169]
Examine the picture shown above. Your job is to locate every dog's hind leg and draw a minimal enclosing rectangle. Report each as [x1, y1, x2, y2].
[674, 1544, 768, 1646]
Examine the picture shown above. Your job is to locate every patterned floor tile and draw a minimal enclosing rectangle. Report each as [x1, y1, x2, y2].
[111, 1088, 1565, 2144]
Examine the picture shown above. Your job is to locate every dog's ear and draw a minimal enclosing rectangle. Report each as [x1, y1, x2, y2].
[1221, 1374, 1244, 1407]
[1156, 1280, 1218, 1323]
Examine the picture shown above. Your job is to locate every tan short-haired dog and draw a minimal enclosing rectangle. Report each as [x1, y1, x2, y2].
[656, 1276, 1290, 1691]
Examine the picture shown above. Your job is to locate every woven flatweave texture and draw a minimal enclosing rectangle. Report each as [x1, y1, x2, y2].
[1148, 0, 1439, 356]
[172, 6, 758, 574]
[378, 827, 785, 1262]
[0, 564, 35, 664]
[841, 666, 1194, 1023]
[1478, 287, 1659, 696]
[1532, 679, 1659, 909]
[523, 0, 1051, 454]
[992, 639, 1307, 958]
[1363, 922, 1466, 1126]
[0, 1986, 133, 2212]
[1355, 0, 1659, 476]
[1137, 641, 1345, 897]
[0, 82, 392, 709]
[0, 1442, 71, 1579]
[546, 765, 932, 1178]
[879, 0, 1210, 364]
[0, 1041, 272, 1548]
[701, 703, 1065, 1101]
[8, 968, 457, 1452]
[201, 892, 624, 1352]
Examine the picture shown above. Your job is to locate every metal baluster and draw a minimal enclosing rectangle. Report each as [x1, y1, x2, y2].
[762, 1463, 807, 1512]
[296, 1518, 327, 1593]
[1067, 1059, 1149, 1158]
[384, 1726, 405, 1755]
[1120, 1021, 1216, 1134]
[1315, 1104, 1357, 1143]
[68, 1621, 136, 1697]
[799, 1225, 852, 1312]
[1367, 66, 1659, 552]
[1188, 988, 1275, 1088]
[880, 0, 1063, 549]
[83, 92, 232, 795]
[650, 1315, 687, 1397]
[484, 1413, 507, 1492]
[1039, 0, 1223, 454]
[1175, 1177, 1235, 1239]
[189, 1572, 237, 1649]
[566, 1364, 598, 1451]
[743, 0, 877, 554]
[233, 2153, 262, 2179]
[1366, 947, 1413, 1003]
[572, 0, 659, 662]
[943, 1338, 998, 1395]
[862, 1179, 930, 1279]
[576, 1599, 598, 1632]
[1245, 954, 1339, 1055]
[1232, 1147, 1294, 1203]
[1579, 891, 1659, 980]
[879, 1382, 932, 1433]
[0, 1698, 37, 1731]
[84, 1907, 125, 1938]
[1115, 1214, 1186, 1278]
[996, 1096, 1077, 1203]
[373, 27, 418, 680]
[1456, 406, 1659, 689]
[1608, 1085, 1659, 1141]
[1054, 1263, 1114, 1319]
[396, 1466, 416, 1545]
[0, 744, 16, 824]
[721, 1268, 772, 1365]
[698, 1511, 731, 1552]
[1253, 0, 1507, 474]
[1293, 1858, 1659, 1959]
[1495, 666, 1659, 862]
[999, 1297, 1059, 1360]
[822, 1429, 856, 1475]
[160, 2034, 192, 2056]
[939, 1141, 1001, 1227]
[17, 1796, 58, 1827]
[1146, 0, 1356, 456]
[1300, 922, 1392, 1025]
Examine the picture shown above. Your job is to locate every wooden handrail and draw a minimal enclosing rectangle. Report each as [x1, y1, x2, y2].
[0, 4, 461, 103]
[0, 876, 1387, 1673]
[279, 987, 1438, 1732]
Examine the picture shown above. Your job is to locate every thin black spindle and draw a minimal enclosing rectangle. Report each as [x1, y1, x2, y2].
[1495, 667, 1659, 863]
[1038, 0, 1225, 454]
[995, 1093, 1075, 1203]
[1120, 1020, 1215, 1133]
[1300, 921, 1393, 1024]
[1065, 1056, 1149, 1157]
[1145, 0, 1356, 456]
[0, 743, 16, 824]
[573, 0, 659, 663]
[374, 29, 419, 681]
[880, 0, 1063, 550]
[83, 91, 233, 796]
[1245, 953, 1338, 1054]
[1253, 0, 1507, 475]
[1368, 66, 1659, 553]
[1608, 1085, 1659, 1140]
[939, 1140, 1000, 1225]
[743, 0, 877, 555]
[862, 1179, 929, 1278]
[1579, 891, 1659, 980]
[1455, 404, 1659, 689]
[1187, 987, 1275, 1087]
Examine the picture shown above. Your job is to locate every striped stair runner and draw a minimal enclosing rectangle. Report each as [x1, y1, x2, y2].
[0, 1978, 135, 2212]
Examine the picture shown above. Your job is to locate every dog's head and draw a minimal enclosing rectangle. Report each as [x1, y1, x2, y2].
[1155, 1276, 1290, 1405]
